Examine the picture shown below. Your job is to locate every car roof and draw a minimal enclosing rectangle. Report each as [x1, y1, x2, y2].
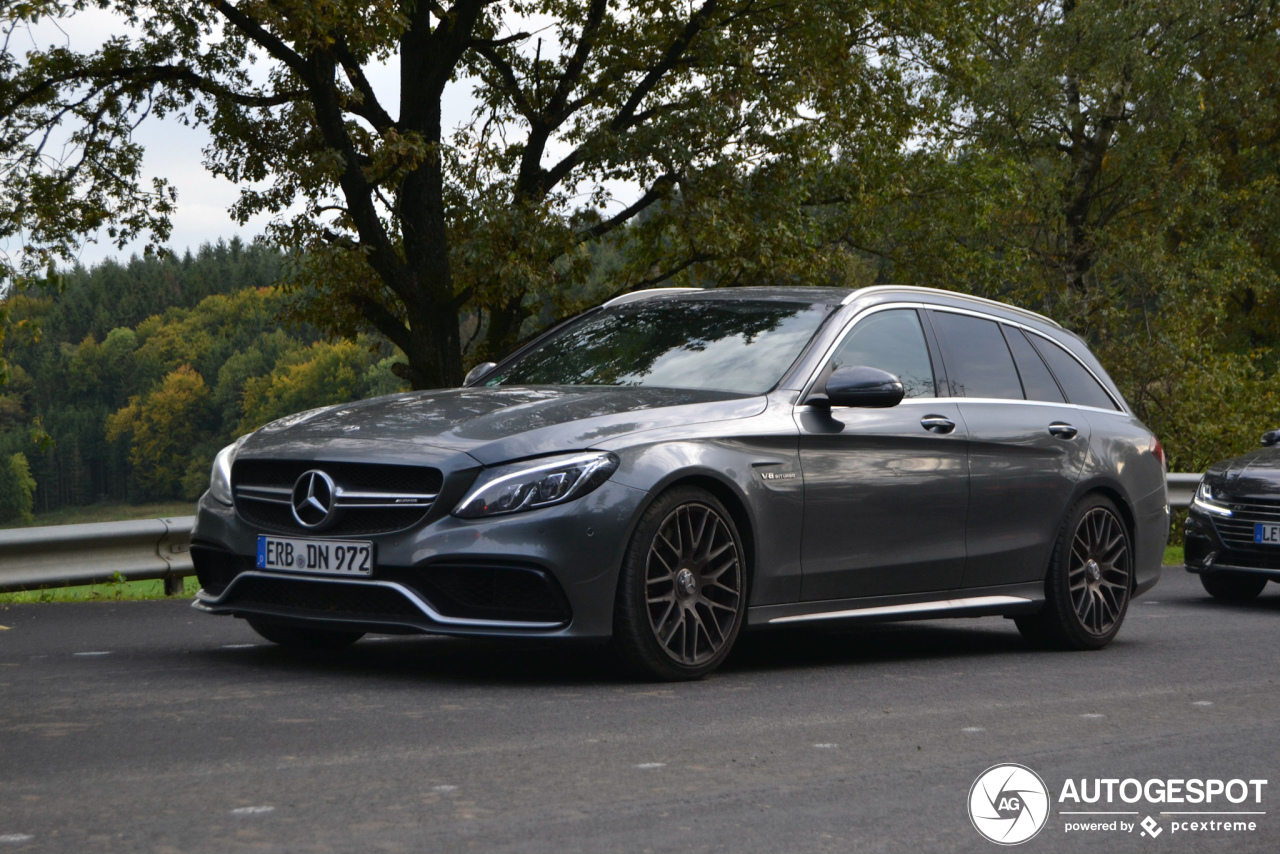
[604, 285, 1063, 329]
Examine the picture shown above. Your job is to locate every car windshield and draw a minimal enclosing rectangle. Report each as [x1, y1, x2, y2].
[486, 299, 833, 394]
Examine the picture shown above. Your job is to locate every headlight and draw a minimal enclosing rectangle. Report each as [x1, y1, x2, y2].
[1192, 480, 1233, 517]
[208, 437, 247, 506]
[453, 451, 620, 519]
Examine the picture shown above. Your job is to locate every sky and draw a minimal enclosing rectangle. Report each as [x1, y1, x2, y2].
[9, 7, 484, 269]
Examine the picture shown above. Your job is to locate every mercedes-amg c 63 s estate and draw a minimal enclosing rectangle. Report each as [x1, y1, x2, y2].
[191, 285, 1170, 680]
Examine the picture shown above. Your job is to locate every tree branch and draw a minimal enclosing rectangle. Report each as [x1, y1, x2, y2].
[574, 173, 679, 243]
[333, 39, 397, 132]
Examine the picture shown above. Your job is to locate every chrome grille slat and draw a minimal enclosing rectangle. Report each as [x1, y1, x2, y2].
[231, 460, 443, 536]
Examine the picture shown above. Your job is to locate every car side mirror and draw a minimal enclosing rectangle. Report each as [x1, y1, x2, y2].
[1262, 429, 1280, 447]
[463, 361, 498, 386]
[817, 366, 905, 408]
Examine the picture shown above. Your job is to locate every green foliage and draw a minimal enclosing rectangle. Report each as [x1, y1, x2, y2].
[850, 0, 1280, 471]
[1, 0, 955, 388]
[239, 338, 404, 432]
[0, 451, 35, 523]
[0, 243, 407, 510]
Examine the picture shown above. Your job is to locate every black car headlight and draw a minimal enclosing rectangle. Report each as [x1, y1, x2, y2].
[1192, 479, 1233, 517]
[453, 451, 620, 519]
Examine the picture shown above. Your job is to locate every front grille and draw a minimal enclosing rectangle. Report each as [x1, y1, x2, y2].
[1211, 496, 1280, 569]
[397, 564, 572, 623]
[232, 459, 443, 536]
[222, 575, 424, 620]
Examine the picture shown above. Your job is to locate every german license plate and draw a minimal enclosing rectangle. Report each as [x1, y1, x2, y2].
[256, 535, 374, 575]
[1254, 524, 1280, 545]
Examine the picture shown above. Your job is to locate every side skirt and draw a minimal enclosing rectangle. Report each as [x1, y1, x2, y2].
[746, 582, 1044, 628]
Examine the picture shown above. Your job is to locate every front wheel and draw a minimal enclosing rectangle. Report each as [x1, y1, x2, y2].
[613, 487, 747, 681]
[246, 618, 364, 651]
[1200, 571, 1268, 601]
[1016, 494, 1132, 650]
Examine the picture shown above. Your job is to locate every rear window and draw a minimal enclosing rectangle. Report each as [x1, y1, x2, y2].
[1029, 335, 1119, 410]
[1003, 326, 1065, 403]
[929, 311, 1024, 400]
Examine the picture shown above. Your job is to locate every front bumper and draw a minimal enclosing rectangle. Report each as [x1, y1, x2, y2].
[1185, 509, 1280, 580]
[190, 478, 649, 640]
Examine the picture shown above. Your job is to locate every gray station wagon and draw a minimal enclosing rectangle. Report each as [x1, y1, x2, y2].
[191, 286, 1170, 680]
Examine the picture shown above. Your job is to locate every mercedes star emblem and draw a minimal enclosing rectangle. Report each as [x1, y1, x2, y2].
[291, 469, 337, 528]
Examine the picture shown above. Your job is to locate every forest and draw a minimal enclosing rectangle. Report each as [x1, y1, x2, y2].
[0, 239, 408, 521]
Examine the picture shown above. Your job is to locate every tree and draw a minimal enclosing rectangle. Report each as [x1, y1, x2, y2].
[105, 364, 212, 499]
[2, 0, 948, 387]
[851, 0, 1280, 470]
[0, 451, 35, 523]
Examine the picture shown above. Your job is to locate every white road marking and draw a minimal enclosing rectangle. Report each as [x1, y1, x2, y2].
[432, 785, 457, 792]
[1080, 713, 1105, 719]
[230, 806, 274, 815]
[220, 644, 257, 649]
[813, 743, 837, 749]
[73, 651, 111, 657]
[0, 834, 33, 843]
[962, 727, 986, 733]
[635, 763, 666, 769]
[1192, 700, 1213, 706]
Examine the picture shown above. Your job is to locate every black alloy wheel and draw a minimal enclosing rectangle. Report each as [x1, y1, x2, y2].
[614, 486, 747, 680]
[1017, 494, 1132, 650]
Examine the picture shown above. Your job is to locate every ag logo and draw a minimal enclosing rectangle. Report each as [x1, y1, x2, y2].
[969, 764, 1050, 845]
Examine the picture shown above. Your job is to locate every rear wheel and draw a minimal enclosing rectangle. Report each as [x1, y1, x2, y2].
[1016, 494, 1132, 650]
[246, 618, 364, 651]
[613, 487, 747, 681]
[1200, 571, 1268, 601]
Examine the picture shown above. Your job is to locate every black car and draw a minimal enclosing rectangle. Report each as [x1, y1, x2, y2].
[1185, 430, 1280, 600]
[191, 286, 1170, 680]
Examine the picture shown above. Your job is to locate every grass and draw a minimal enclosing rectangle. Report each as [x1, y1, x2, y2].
[0, 501, 196, 530]
[1164, 544, 1184, 566]
[0, 576, 202, 606]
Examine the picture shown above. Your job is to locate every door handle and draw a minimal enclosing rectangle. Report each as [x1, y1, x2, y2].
[921, 415, 956, 434]
[1048, 422, 1078, 439]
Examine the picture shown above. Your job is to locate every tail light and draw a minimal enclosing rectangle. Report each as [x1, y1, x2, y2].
[1151, 436, 1166, 471]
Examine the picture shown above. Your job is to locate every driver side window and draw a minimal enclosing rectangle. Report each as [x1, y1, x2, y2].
[830, 309, 937, 398]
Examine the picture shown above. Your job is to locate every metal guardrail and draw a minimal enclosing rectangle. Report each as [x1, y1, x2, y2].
[1166, 473, 1200, 512]
[0, 473, 1208, 596]
[0, 516, 194, 595]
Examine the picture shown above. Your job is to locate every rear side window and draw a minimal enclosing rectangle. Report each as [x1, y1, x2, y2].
[929, 311, 1024, 399]
[1029, 335, 1119, 410]
[1003, 326, 1065, 403]
[830, 309, 936, 398]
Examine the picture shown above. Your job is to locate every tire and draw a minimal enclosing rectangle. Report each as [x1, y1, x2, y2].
[1200, 571, 1268, 601]
[246, 618, 364, 651]
[613, 486, 748, 681]
[1016, 494, 1132, 650]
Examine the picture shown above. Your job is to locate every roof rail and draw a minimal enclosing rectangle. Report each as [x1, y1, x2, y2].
[842, 285, 1062, 329]
[602, 287, 703, 308]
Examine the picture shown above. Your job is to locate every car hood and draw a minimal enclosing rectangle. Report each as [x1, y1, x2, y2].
[238, 386, 766, 466]
[1208, 446, 1280, 497]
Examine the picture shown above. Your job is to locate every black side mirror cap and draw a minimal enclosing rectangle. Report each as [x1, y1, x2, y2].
[1262, 430, 1280, 447]
[817, 365, 905, 409]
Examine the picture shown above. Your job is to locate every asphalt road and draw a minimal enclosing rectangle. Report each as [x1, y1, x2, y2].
[1, 566, 1278, 854]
